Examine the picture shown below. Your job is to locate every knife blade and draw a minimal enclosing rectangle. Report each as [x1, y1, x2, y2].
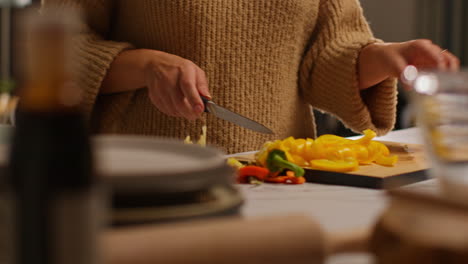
[201, 96, 274, 134]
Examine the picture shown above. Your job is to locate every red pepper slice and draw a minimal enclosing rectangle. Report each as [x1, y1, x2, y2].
[265, 176, 291, 183]
[237, 166, 270, 184]
[265, 170, 306, 184]
[265, 175, 306, 184]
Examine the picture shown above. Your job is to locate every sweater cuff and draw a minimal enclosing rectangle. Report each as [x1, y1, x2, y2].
[307, 35, 397, 136]
[74, 34, 133, 115]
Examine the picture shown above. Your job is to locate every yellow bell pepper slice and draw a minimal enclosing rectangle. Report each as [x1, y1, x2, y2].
[302, 138, 315, 160]
[324, 145, 356, 161]
[280, 136, 295, 151]
[307, 141, 326, 160]
[355, 129, 377, 146]
[360, 141, 384, 164]
[290, 154, 309, 167]
[309, 159, 359, 172]
[349, 144, 369, 164]
[290, 138, 307, 155]
[374, 154, 398, 166]
[316, 134, 352, 146]
[227, 157, 245, 169]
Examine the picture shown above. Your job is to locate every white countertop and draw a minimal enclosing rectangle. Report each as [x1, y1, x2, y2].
[237, 127, 439, 264]
[347, 126, 423, 144]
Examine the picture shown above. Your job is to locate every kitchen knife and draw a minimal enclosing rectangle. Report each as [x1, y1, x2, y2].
[201, 96, 274, 134]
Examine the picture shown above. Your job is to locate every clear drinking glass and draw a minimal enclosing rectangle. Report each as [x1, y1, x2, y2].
[410, 69, 468, 202]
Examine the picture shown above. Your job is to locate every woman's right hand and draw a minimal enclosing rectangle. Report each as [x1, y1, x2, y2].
[143, 50, 211, 120]
[101, 49, 211, 121]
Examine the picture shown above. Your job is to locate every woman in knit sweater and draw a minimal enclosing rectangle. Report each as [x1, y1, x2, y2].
[43, 0, 459, 154]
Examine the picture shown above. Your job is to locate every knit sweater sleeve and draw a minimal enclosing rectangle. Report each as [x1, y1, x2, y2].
[41, 0, 133, 115]
[299, 0, 398, 136]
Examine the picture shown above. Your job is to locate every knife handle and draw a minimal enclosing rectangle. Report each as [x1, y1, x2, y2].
[200, 96, 210, 113]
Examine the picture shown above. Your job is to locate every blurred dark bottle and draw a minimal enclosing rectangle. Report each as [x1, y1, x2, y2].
[7, 8, 101, 264]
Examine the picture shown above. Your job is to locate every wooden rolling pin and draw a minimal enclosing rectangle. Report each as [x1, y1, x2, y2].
[102, 215, 370, 264]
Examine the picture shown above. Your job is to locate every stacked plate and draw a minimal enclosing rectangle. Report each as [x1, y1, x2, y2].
[94, 135, 242, 225]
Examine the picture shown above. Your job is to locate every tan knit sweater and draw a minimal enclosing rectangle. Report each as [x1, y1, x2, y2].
[43, 0, 397, 154]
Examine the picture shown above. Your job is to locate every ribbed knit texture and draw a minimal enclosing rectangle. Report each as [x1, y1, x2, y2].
[43, 0, 397, 154]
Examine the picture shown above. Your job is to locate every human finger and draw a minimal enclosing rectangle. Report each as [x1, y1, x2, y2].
[181, 97, 198, 120]
[196, 67, 211, 99]
[412, 41, 446, 70]
[179, 63, 205, 116]
[441, 50, 460, 72]
[161, 70, 186, 117]
[162, 74, 195, 119]
[173, 83, 199, 120]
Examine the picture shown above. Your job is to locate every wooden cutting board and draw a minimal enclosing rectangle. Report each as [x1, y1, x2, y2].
[233, 141, 430, 189]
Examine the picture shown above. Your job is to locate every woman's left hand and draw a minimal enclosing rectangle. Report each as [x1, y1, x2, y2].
[358, 39, 460, 90]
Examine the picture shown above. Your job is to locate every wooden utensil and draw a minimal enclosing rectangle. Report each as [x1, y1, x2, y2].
[102, 215, 370, 264]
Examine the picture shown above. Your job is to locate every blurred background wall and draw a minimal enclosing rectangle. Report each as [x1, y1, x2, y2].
[361, 0, 467, 64]
[361, 0, 418, 43]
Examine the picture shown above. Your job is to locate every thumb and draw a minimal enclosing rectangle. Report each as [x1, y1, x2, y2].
[196, 67, 212, 99]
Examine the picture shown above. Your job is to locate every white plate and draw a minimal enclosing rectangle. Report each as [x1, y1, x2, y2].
[94, 135, 234, 194]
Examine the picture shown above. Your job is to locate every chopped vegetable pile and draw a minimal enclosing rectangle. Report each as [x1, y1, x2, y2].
[229, 129, 398, 185]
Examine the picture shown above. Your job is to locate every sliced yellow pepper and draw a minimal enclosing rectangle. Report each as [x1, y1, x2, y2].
[280, 136, 295, 151]
[375, 154, 398, 166]
[310, 159, 359, 172]
[290, 154, 309, 167]
[227, 157, 245, 169]
[302, 138, 315, 161]
[355, 129, 377, 146]
[349, 144, 369, 164]
[325, 144, 356, 161]
[316, 134, 352, 145]
[256, 129, 398, 174]
[290, 138, 307, 156]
